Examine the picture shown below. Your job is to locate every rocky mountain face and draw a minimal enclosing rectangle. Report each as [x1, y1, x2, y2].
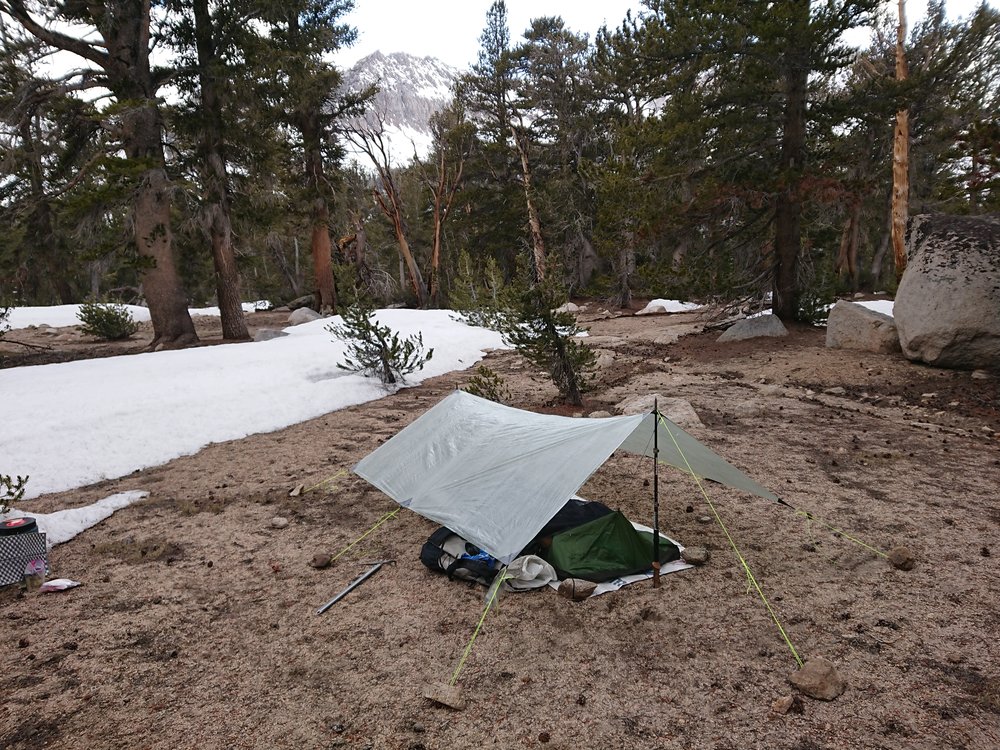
[342, 51, 458, 162]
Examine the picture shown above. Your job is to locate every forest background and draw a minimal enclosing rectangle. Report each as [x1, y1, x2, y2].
[1, 0, 997, 348]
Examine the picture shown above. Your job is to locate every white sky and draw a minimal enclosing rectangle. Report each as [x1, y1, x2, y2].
[335, 0, 645, 69]
[335, 0, 995, 71]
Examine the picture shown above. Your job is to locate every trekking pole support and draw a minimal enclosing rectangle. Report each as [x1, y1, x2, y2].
[653, 401, 661, 588]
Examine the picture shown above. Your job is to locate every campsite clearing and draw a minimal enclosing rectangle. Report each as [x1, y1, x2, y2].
[2, 304, 999, 749]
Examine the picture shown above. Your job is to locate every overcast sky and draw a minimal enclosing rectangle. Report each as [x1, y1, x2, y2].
[334, 0, 995, 71]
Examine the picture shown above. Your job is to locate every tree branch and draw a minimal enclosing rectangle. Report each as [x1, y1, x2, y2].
[2, 0, 109, 69]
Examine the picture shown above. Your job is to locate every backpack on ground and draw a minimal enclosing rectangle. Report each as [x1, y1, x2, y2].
[420, 527, 498, 586]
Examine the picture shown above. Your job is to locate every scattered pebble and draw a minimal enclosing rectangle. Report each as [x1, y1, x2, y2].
[423, 683, 465, 710]
[558, 578, 597, 601]
[683, 546, 710, 566]
[697, 515, 712, 524]
[310, 554, 332, 569]
[270, 516, 289, 530]
[771, 694, 804, 715]
[888, 546, 915, 571]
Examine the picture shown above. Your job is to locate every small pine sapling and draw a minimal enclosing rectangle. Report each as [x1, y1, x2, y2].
[77, 301, 139, 340]
[462, 365, 511, 404]
[327, 303, 433, 386]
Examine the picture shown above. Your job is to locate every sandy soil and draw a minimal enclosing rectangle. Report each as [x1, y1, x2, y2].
[2, 304, 999, 750]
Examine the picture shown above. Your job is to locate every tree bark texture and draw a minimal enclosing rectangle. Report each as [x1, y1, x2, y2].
[194, 0, 249, 341]
[7, 0, 198, 347]
[835, 199, 862, 289]
[375, 186, 426, 306]
[512, 125, 547, 281]
[891, 0, 910, 281]
[105, 1, 198, 347]
[773, 28, 808, 322]
[301, 115, 337, 314]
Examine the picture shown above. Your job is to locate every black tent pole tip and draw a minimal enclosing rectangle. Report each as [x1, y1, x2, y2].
[653, 400, 661, 588]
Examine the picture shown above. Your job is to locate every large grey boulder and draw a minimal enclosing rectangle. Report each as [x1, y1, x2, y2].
[894, 214, 1000, 369]
[253, 328, 289, 342]
[718, 314, 788, 342]
[286, 294, 317, 311]
[616, 393, 704, 429]
[287, 307, 322, 326]
[825, 301, 900, 354]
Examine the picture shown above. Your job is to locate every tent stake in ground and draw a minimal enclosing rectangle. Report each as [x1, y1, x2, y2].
[653, 399, 661, 588]
[316, 559, 394, 615]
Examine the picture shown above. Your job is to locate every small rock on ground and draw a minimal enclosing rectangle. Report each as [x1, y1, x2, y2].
[270, 516, 289, 529]
[423, 683, 466, 710]
[888, 546, 915, 570]
[558, 578, 597, 601]
[310, 554, 332, 569]
[788, 657, 846, 701]
[771, 694, 805, 715]
[682, 546, 710, 565]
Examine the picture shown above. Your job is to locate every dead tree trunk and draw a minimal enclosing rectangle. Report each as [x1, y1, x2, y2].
[512, 123, 547, 281]
[835, 199, 862, 290]
[891, 0, 910, 281]
[346, 116, 428, 306]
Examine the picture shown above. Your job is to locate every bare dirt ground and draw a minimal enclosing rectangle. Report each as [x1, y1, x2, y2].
[2, 303, 999, 750]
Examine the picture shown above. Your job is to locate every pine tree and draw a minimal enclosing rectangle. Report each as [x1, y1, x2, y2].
[327, 303, 433, 386]
[1, 0, 200, 347]
[493, 269, 594, 406]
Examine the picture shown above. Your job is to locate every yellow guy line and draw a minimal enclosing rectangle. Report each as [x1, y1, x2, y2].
[331, 508, 400, 562]
[656, 414, 804, 668]
[790, 508, 888, 559]
[305, 469, 348, 494]
[450, 567, 511, 686]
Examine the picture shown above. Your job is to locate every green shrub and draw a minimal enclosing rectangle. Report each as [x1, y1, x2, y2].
[327, 303, 433, 386]
[77, 301, 139, 340]
[1, 474, 28, 515]
[463, 365, 511, 404]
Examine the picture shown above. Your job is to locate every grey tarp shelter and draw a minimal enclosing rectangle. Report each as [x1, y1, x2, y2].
[353, 391, 777, 565]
